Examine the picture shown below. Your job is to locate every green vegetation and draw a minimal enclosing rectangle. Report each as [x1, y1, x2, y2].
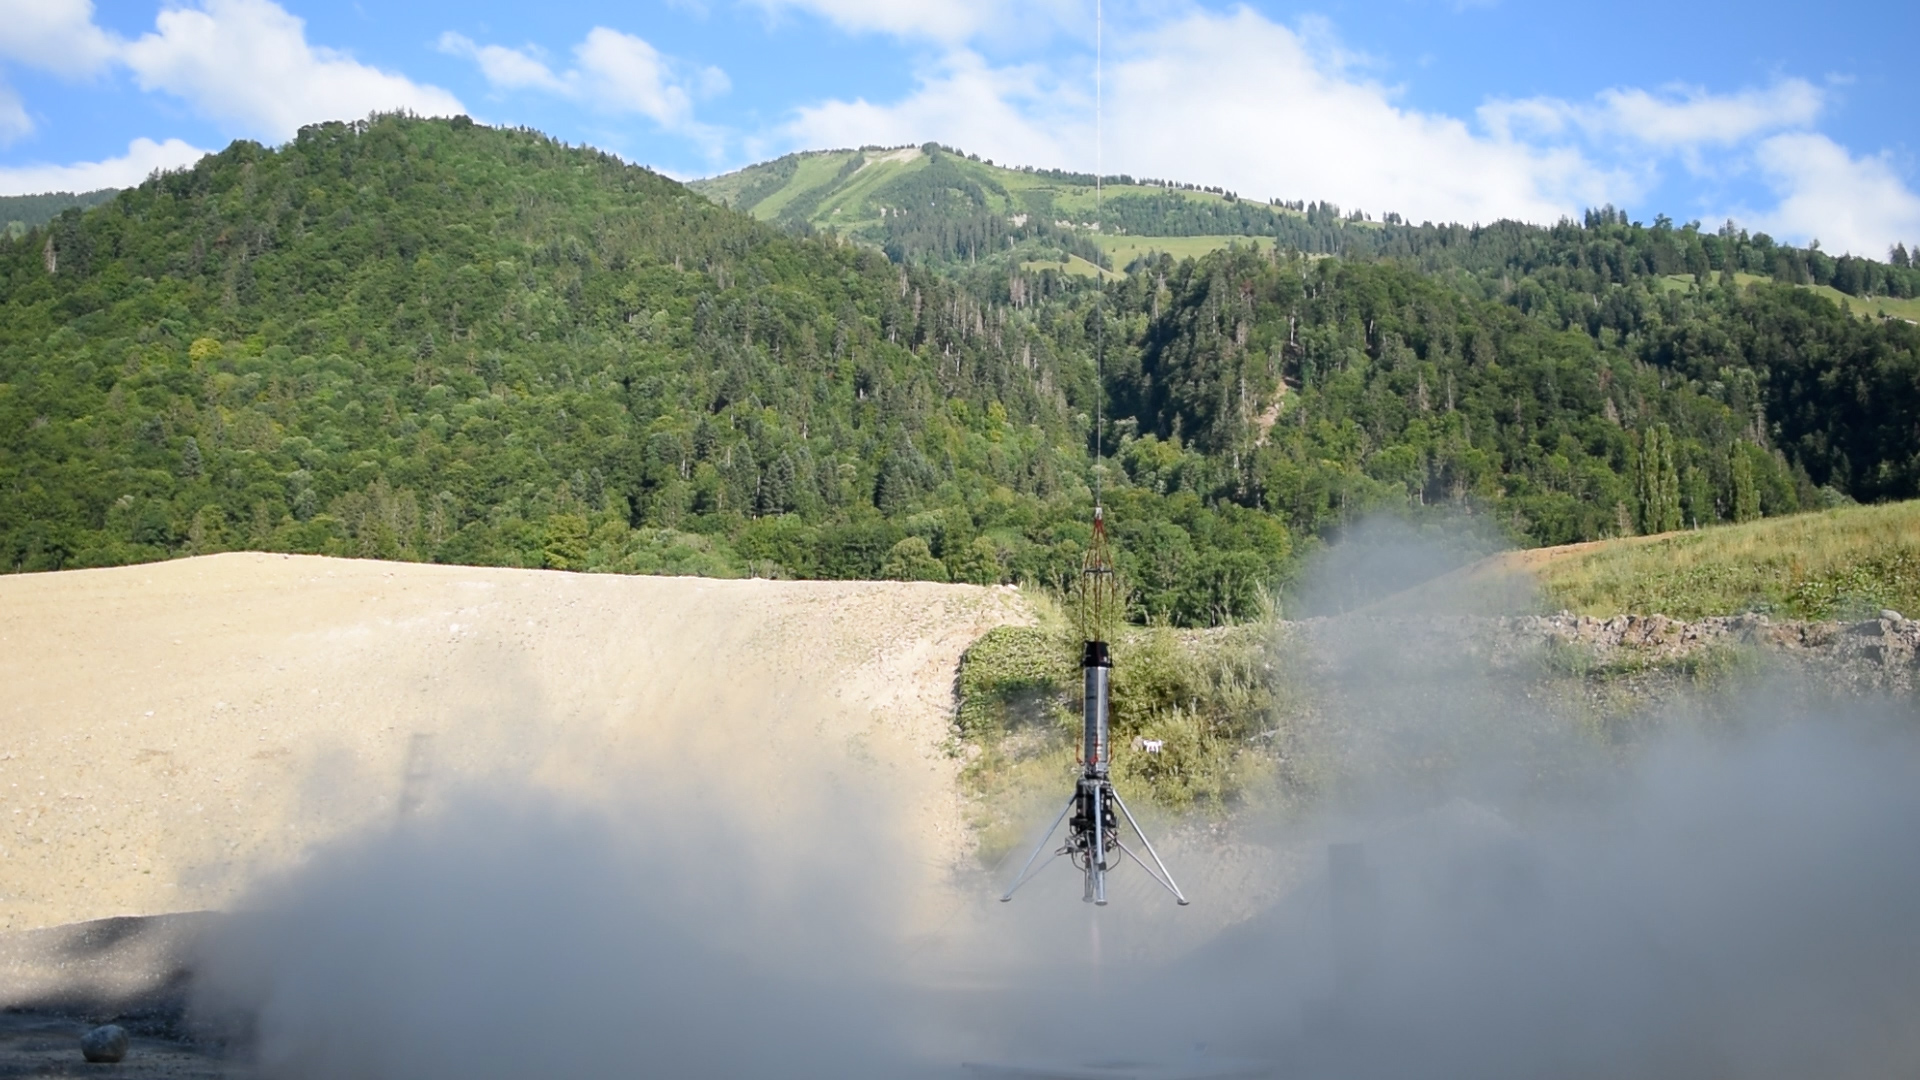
[1805, 285, 1920, 323]
[1538, 500, 1920, 620]
[0, 116, 1284, 619]
[1016, 254, 1116, 280]
[1660, 273, 1920, 322]
[1115, 245, 1917, 551]
[700, 148, 1920, 309]
[1, 189, 119, 239]
[1097, 234, 1272, 267]
[6, 117, 1920, 633]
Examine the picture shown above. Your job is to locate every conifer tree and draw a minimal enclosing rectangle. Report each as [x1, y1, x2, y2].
[1636, 425, 1682, 534]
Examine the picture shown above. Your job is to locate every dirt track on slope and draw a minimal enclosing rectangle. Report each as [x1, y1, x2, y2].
[0, 555, 1031, 941]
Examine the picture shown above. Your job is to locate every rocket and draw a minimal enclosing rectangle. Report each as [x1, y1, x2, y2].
[1001, 507, 1188, 906]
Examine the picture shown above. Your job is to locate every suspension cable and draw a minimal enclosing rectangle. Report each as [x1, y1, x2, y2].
[1093, 0, 1104, 510]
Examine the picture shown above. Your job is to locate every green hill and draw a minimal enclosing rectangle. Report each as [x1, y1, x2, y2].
[0, 115, 1285, 619]
[691, 143, 1363, 270]
[693, 146, 1920, 317]
[4, 118, 1918, 629]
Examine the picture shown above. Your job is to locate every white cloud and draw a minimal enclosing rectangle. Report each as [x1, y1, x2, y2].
[1483, 79, 1825, 148]
[0, 0, 116, 78]
[441, 27, 726, 134]
[1746, 133, 1920, 257]
[0, 136, 207, 196]
[575, 27, 720, 126]
[745, 0, 1087, 49]
[436, 33, 568, 94]
[789, 51, 1074, 168]
[118, 0, 463, 140]
[789, 8, 1625, 225]
[744, 0, 1003, 43]
[0, 81, 30, 146]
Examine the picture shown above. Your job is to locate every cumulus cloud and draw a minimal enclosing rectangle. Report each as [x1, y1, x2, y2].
[1483, 78, 1827, 148]
[790, 8, 1624, 226]
[0, 0, 120, 145]
[0, 136, 207, 196]
[0, 0, 464, 149]
[120, 0, 463, 140]
[0, 0, 117, 78]
[780, 10, 1920, 248]
[574, 27, 727, 124]
[435, 34, 569, 95]
[789, 51, 1077, 173]
[1747, 133, 1920, 257]
[440, 27, 726, 135]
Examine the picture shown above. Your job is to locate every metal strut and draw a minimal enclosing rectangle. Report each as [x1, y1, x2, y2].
[1112, 787, 1189, 904]
[999, 793, 1077, 902]
[999, 776, 1189, 906]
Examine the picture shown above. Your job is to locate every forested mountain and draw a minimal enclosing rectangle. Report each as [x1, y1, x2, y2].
[4, 117, 1917, 626]
[697, 145, 1920, 305]
[2, 189, 120, 239]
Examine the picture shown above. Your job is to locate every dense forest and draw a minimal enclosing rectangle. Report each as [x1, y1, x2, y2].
[3, 117, 1917, 625]
[2, 189, 120, 239]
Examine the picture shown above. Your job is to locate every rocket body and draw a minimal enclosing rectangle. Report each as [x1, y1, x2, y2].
[1076, 640, 1116, 903]
[996, 506, 1187, 907]
[1082, 641, 1112, 777]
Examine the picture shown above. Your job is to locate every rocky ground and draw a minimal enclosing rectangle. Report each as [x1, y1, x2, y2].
[0, 913, 234, 1078]
[0, 1010, 242, 1080]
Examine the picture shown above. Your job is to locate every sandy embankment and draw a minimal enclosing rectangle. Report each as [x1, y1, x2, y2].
[0, 554, 1031, 948]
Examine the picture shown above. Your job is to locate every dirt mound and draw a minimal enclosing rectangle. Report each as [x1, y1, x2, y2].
[0, 555, 1031, 936]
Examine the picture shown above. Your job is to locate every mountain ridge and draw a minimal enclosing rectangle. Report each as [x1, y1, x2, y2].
[3, 116, 1917, 629]
[692, 144, 1920, 304]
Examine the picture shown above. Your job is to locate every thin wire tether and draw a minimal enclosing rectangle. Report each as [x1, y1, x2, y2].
[1092, 0, 1104, 509]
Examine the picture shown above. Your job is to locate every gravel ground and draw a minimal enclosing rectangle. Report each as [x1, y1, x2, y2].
[0, 554, 1030, 936]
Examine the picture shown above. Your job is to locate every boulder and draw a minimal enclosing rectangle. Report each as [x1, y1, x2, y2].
[80, 1024, 128, 1064]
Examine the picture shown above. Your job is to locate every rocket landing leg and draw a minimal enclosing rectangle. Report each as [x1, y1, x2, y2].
[999, 777, 1188, 906]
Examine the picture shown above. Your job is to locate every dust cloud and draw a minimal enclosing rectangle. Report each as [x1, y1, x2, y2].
[191, 779, 934, 1080]
[185, 525, 1920, 1079]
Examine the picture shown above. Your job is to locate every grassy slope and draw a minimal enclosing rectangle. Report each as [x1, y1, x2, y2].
[1805, 284, 1920, 322]
[1096, 234, 1273, 265]
[1535, 500, 1920, 619]
[1017, 253, 1120, 280]
[1359, 499, 1920, 620]
[692, 146, 1281, 238]
[1660, 273, 1920, 323]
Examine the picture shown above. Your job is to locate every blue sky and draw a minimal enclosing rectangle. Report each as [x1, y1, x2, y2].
[1, 0, 1915, 255]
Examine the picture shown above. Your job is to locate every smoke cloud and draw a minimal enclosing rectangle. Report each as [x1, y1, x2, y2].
[185, 527, 1920, 1079]
[192, 781, 935, 1080]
